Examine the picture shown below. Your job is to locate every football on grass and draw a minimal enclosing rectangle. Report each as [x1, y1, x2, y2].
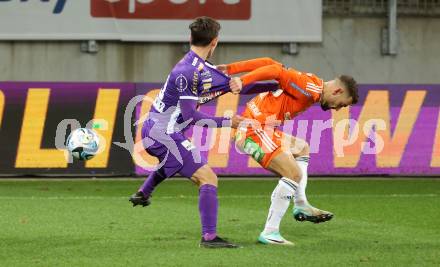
[66, 128, 100, 161]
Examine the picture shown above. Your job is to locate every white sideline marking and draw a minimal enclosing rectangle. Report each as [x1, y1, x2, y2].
[0, 194, 437, 200]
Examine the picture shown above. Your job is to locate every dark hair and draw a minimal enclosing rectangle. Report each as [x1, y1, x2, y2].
[189, 16, 221, 46]
[339, 75, 359, 105]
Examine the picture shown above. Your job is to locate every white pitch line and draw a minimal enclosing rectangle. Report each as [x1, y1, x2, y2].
[0, 194, 437, 200]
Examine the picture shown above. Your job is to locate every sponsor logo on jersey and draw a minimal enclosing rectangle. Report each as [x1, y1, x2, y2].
[175, 74, 188, 93]
[243, 137, 265, 162]
[191, 71, 198, 95]
[198, 90, 224, 104]
[201, 70, 211, 78]
[181, 140, 196, 151]
[202, 83, 212, 92]
[192, 57, 199, 67]
[247, 101, 262, 116]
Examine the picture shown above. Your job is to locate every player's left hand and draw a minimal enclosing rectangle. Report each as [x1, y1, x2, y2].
[229, 77, 242, 94]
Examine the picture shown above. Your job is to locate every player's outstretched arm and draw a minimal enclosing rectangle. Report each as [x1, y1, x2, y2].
[221, 57, 282, 75]
[229, 75, 280, 95]
[226, 64, 285, 95]
[240, 64, 285, 86]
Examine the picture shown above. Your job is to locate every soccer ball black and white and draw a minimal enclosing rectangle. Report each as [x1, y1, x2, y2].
[66, 128, 100, 161]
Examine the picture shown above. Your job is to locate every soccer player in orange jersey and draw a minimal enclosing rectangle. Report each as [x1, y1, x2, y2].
[220, 57, 358, 245]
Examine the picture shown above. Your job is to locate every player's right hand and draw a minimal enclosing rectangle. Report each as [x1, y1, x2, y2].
[231, 115, 245, 129]
[229, 77, 243, 94]
[230, 115, 260, 129]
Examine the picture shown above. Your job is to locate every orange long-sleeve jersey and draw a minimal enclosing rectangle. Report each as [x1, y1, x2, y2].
[227, 58, 323, 126]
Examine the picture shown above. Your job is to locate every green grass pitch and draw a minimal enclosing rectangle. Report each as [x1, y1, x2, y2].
[0, 178, 439, 266]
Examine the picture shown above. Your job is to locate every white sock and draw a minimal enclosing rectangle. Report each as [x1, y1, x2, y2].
[294, 156, 310, 207]
[263, 177, 298, 234]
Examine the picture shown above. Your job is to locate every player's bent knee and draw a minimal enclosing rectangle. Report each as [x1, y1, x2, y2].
[300, 142, 310, 157]
[291, 139, 310, 158]
[280, 160, 302, 184]
[283, 169, 302, 184]
[268, 152, 302, 184]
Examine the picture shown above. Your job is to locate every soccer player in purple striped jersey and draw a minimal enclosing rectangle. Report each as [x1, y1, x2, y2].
[129, 16, 275, 249]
